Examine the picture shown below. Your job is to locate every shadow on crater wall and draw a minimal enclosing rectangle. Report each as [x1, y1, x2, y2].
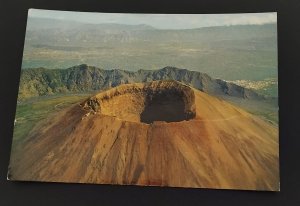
[140, 91, 195, 123]
[82, 81, 196, 124]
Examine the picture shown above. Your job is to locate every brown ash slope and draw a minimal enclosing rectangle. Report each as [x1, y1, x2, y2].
[9, 80, 279, 190]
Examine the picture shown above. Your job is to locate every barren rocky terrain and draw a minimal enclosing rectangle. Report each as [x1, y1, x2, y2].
[9, 80, 279, 190]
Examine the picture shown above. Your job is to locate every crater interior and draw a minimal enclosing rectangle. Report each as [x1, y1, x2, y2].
[81, 81, 196, 124]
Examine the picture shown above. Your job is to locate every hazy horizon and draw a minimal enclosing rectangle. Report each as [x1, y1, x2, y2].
[23, 9, 278, 96]
[29, 9, 277, 30]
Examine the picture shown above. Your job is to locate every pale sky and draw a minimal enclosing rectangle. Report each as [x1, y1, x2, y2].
[29, 9, 277, 30]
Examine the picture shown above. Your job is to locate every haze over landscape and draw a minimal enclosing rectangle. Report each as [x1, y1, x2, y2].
[9, 10, 279, 191]
[23, 10, 278, 96]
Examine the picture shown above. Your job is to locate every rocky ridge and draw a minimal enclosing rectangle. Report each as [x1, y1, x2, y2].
[19, 64, 263, 100]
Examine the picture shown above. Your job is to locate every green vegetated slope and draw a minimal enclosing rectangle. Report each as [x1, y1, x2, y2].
[16, 65, 278, 134]
[12, 94, 90, 150]
[18, 65, 263, 101]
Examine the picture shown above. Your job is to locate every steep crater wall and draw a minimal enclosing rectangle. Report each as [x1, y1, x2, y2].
[81, 81, 196, 124]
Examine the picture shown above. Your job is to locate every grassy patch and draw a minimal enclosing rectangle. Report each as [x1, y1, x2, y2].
[12, 94, 90, 148]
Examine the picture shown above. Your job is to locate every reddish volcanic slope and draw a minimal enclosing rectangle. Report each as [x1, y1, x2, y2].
[9, 80, 279, 190]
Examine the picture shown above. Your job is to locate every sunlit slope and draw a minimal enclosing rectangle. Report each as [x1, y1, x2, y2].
[9, 81, 278, 190]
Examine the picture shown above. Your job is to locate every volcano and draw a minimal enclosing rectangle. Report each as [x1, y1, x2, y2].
[9, 80, 279, 190]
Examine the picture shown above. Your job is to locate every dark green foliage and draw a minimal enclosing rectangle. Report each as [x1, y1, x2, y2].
[18, 65, 263, 101]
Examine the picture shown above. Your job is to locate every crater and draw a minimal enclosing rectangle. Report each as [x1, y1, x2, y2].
[81, 81, 196, 124]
